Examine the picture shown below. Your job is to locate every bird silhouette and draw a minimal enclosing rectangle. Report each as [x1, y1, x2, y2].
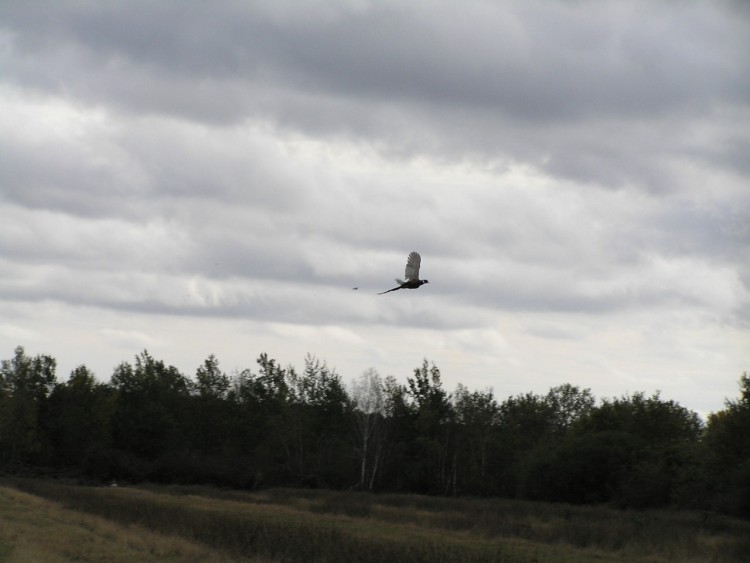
[378, 251, 429, 294]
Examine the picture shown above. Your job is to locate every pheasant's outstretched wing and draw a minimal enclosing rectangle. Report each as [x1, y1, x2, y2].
[404, 252, 421, 281]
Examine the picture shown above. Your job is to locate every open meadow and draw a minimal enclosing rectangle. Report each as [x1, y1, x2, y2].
[1, 479, 749, 562]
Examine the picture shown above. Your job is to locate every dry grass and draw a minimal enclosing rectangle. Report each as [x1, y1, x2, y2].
[4, 479, 750, 562]
[0, 486, 257, 562]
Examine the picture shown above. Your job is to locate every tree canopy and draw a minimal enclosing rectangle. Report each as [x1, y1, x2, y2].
[1, 346, 748, 517]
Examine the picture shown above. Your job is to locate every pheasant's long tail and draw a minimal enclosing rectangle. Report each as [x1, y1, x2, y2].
[378, 286, 401, 295]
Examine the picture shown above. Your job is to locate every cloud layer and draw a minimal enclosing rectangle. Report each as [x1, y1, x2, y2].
[1, 0, 748, 415]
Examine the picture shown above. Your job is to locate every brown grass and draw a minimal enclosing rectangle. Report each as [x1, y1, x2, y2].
[0, 485, 258, 562]
[4, 479, 750, 562]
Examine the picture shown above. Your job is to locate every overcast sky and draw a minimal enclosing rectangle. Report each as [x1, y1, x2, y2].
[1, 0, 748, 417]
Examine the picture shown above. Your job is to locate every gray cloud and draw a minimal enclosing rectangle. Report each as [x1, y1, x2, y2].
[1, 1, 747, 191]
[0, 1, 747, 413]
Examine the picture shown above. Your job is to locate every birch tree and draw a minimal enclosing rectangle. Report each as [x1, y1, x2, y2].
[350, 368, 386, 490]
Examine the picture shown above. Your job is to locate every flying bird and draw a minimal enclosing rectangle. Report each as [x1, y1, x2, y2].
[378, 251, 429, 295]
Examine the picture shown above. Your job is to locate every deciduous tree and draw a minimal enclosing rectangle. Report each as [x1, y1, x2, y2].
[351, 368, 387, 490]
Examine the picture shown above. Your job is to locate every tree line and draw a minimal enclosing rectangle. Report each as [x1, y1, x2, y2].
[1, 346, 748, 517]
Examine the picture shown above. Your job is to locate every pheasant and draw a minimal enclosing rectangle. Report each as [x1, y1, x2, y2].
[378, 252, 429, 294]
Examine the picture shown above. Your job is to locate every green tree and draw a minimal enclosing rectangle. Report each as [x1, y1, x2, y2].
[0, 346, 57, 465]
[110, 350, 191, 469]
[189, 354, 236, 462]
[494, 385, 598, 500]
[285, 355, 352, 487]
[703, 373, 750, 516]
[195, 354, 230, 399]
[522, 430, 644, 504]
[534, 391, 703, 507]
[406, 360, 454, 493]
[576, 392, 702, 450]
[545, 384, 595, 434]
[255, 353, 291, 404]
[378, 375, 414, 491]
[229, 354, 346, 487]
[705, 373, 750, 467]
[498, 392, 555, 447]
[495, 391, 557, 497]
[0, 346, 57, 401]
[46, 365, 116, 473]
[227, 358, 294, 486]
[453, 384, 499, 494]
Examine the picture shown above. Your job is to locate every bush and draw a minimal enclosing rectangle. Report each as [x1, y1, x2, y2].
[521, 431, 643, 504]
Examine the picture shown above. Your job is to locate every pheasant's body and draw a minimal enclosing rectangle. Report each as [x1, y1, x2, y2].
[378, 252, 429, 295]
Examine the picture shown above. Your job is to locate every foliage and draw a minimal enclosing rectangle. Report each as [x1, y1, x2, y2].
[1, 346, 749, 518]
[703, 373, 750, 516]
[46, 365, 116, 473]
[0, 346, 57, 464]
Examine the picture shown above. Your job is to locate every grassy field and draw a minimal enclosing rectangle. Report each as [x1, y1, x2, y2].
[2, 479, 749, 562]
[0, 485, 254, 562]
